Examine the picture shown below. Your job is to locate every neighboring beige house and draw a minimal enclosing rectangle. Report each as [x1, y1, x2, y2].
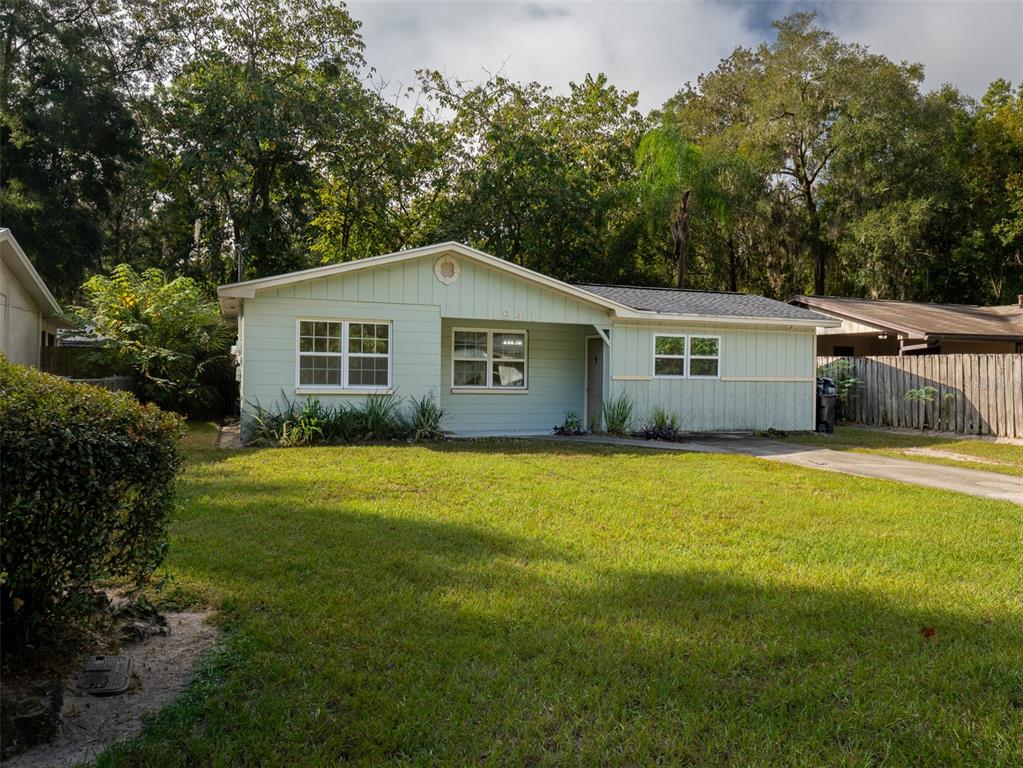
[0, 228, 63, 368]
[788, 294, 1023, 356]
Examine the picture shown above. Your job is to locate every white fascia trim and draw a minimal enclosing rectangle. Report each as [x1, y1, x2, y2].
[217, 241, 631, 316]
[0, 229, 62, 317]
[217, 240, 840, 329]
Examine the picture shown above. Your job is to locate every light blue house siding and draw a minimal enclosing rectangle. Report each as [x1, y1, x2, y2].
[608, 321, 816, 431]
[238, 253, 610, 429]
[439, 319, 590, 433]
[240, 296, 442, 411]
[233, 247, 819, 434]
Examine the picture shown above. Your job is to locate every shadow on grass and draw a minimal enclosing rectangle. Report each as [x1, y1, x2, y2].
[109, 490, 1023, 767]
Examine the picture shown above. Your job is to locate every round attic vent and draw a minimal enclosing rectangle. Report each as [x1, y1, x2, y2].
[434, 255, 461, 285]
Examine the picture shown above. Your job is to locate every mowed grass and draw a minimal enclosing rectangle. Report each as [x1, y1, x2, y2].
[102, 440, 1023, 767]
[779, 426, 1023, 477]
[179, 420, 221, 450]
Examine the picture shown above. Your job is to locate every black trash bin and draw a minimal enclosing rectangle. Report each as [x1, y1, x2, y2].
[816, 377, 837, 433]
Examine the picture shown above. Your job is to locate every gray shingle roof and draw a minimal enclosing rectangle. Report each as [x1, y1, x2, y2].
[576, 284, 831, 322]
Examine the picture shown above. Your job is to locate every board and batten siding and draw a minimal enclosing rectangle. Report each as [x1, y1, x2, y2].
[608, 321, 817, 431]
[240, 295, 441, 414]
[439, 318, 590, 434]
[257, 252, 612, 326]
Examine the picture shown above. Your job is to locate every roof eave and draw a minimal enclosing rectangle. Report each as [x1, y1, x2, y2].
[613, 309, 840, 328]
[218, 241, 632, 318]
[0, 229, 62, 317]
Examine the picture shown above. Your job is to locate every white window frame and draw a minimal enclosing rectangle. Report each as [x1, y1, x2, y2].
[451, 327, 528, 392]
[652, 333, 721, 380]
[686, 335, 721, 379]
[652, 334, 688, 379]
[295, 318, 392, 393]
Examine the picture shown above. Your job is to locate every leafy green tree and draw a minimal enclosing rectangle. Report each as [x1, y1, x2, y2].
[421, 72, 648, 283]
[71, 264, 234, 414]
[663, 13, 933, 296]
[149, 0, 365, 282]
[0, 0, 167, 297]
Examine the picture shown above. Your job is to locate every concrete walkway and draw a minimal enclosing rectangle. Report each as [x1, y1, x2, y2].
[548, 434, 1023, 505]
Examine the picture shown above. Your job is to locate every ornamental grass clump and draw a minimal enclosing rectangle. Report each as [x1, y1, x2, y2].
[0, 361, 184, 648]
[602, 392, 634, 436]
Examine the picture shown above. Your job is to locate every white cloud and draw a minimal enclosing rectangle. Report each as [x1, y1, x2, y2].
[347, 1, 1023, 111]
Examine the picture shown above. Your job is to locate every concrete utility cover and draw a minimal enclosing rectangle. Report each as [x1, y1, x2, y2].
[77, 656, 132, 696]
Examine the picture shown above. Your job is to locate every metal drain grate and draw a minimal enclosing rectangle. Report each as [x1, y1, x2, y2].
[77, 655, 132, 695]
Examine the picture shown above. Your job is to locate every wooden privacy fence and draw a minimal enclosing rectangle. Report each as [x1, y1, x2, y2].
[818, 354, 1023, 439]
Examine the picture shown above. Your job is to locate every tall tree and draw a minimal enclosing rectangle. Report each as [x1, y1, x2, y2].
[421, 72, 647, 283]
[663, 13, 929, 296]
[0, 0, 167, 297]
[149, 0, 365, 282]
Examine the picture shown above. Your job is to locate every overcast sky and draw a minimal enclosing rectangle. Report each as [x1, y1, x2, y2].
[347, 0, 1023, 111]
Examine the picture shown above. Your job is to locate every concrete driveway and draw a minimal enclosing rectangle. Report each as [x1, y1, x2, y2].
[553, 434, 1023, 505]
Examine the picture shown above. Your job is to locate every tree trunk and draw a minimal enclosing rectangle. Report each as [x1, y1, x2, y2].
[727, 234, 738, 293]
[672, 190, 691, 289]
[803, 180, 827, 294]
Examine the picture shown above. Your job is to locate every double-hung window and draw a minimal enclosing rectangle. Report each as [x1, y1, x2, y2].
[297, 319, 391, 390]
[653, 334, 720, 378]
[452, 329, 527, 389]
[687, 336, 720, 377]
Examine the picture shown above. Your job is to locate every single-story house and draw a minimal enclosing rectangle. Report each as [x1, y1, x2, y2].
[0, 229, 63, 368]
[788, 294, 1023, 356]
[219, 242, 838, 436]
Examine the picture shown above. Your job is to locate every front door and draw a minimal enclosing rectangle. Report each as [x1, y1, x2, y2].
[586, 336, 605, 430]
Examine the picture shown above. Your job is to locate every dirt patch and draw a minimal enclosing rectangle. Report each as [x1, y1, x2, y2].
[215, 423, 242, 449]
[902, 447, 1009, 466]
[4, 611, 217, 768]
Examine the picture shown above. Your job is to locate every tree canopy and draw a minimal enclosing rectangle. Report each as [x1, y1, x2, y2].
[2, 4, 1020, 304]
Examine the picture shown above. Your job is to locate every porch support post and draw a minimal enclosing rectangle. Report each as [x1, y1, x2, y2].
[592, 325, 611, 346]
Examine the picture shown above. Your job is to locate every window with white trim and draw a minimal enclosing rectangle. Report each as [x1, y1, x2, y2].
[452, 329, 527, 389]
[297, 320, 390, 389]
[687, 336, 720, 377]
[653, 334, 720, 378]
[653, 335, 686, 377]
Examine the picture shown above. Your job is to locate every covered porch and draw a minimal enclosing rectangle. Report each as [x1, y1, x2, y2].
[438, 318, 609, 435]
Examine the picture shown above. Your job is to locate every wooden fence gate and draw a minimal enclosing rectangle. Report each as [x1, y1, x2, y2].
[818, 354, 1023, 439]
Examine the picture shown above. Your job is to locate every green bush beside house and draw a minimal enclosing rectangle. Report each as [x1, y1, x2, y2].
[0, 361, 185, 648]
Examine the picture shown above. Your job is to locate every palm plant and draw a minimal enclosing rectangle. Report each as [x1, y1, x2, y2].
[636, 124, 753, 289]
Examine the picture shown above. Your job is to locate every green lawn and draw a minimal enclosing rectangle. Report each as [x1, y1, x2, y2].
[102, 440, 1022, 767]
[180, 420, 221, 450]
[778, 426, 1023, 477]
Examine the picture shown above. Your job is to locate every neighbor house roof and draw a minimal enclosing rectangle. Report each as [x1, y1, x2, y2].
[0, 228, 62, 318]
[577, 284, 831, 323]
[219, 241, 838, 327]
[788, 294, 1023, 341]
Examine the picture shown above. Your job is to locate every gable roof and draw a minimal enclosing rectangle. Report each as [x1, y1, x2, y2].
[578, 284, 832, 323]
[219, 242, 837, 327]
[788, 294, 1023, 340]
[0, 228, 61, 317]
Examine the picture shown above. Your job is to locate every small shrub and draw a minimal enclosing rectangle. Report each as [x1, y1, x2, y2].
[407, 393, 447, 441]
[359, 393, 408, 440]
[244, 391, 420, 445]
[243, 395, 296, 446]
[0, 361, 184, 648]
[636, 424, 688, 442]
[647, 406, 681, 432]
[636, 406, 686, 441]
[602, 392, 634, 436]
[554, 410, 586, 436]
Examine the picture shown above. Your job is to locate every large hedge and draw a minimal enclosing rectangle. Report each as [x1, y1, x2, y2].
[0, 360, 184, 646]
